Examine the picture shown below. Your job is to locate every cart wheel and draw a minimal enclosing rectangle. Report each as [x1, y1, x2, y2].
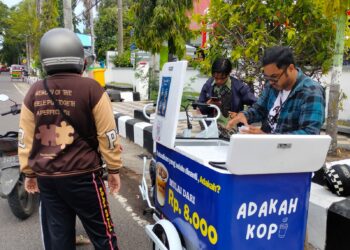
[152, 224, 169, 249]
[152, 220, 182, 250]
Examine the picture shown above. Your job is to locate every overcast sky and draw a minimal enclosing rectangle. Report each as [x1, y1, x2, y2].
[2, 0, 22, 8]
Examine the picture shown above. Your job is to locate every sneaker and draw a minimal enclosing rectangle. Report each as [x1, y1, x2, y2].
[75, 235, 91, 245]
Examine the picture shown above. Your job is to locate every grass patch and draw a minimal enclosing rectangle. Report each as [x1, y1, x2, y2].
[149, 90, 200, 111]
[338, 120, 350, 127]
[150, 91, 199, 101]
[108, 82, 133, 87]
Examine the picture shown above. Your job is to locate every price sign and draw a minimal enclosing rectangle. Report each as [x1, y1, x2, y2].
[155, 143, 312, 250]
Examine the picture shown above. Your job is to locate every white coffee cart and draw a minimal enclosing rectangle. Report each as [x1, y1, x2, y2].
[142, 61, 331, 250]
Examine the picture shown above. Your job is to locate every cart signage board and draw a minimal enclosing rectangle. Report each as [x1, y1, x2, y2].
[226, 134, 331, 174]
[152, 61, 188, 149]
[155, 143, 310, 250]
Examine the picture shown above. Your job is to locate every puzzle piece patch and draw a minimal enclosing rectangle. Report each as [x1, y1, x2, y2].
[35, 125, 57, 146]
[55, 121, 74, 149]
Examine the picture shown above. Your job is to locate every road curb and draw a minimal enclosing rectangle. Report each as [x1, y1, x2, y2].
[114, 112, 153, 153]
[326, 198, 350, 250]
[307, 183, 348, 250]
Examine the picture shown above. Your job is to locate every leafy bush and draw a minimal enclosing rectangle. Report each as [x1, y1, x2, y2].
[112, 51, 133, 67]
[199, 0, 336, 93]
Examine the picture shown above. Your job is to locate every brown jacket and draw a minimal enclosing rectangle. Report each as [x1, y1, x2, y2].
[18, 73, 122, 177]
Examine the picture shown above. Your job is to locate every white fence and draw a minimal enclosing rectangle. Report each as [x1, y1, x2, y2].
[105, 67, 135, 86]
[105, 66, 207, 93]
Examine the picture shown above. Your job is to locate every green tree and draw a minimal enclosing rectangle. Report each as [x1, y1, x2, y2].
[94, 1, 117, 59]
[0, 42, 24, 66]
[33, 0, 59, 74]
[1, 0, 40, 65]
[318, 0, 350, 153]
[132, 0, 194, 61]
[0, 2, 9, 36]
[201, 0, 335, 89]
[57, 0, 78, 30]
[40, 0, 59, 34]
[0, 2, 10, 64]
[94, 0, 133, 61]
[57, 0, 64, 27]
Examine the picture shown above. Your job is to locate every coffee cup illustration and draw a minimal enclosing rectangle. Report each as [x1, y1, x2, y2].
[156, 162, 168, 206]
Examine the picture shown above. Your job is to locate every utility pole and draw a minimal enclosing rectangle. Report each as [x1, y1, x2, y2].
[26, 36, 30, 74]
[36, 0, 41, 17]
[117, 0, 123, 55]
[36, 0, 43, 29]
[63, 0, 73, 30]
[89, 0, 95, 55]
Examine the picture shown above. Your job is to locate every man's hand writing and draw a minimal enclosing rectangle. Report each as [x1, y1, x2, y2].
[226, 112, 248, 129]
[240, 125, 265, 134]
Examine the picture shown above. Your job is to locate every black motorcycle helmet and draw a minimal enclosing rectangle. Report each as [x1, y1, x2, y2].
[324, 164, 350, 197]
[40, 28, 84, 75]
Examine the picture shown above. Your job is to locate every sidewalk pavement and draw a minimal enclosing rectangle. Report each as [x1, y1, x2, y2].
[111, 101, 350, 150]
[335, 133, 350, 150]
[15, 82, 350, 151]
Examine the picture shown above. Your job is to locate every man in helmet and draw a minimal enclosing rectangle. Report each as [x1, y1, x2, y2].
[226, 46, 325, 134]
[18, 28, 121, 250]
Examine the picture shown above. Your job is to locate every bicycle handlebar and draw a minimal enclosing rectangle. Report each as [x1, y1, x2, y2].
[1, 111, 12, 116]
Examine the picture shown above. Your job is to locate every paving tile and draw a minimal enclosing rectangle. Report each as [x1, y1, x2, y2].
[112, 101, 350, 149]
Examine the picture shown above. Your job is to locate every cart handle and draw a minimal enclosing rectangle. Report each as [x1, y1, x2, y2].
[142, 103, 156, 121]
[192, 102, 221, 121]
[208, 161, 227, 170]
[204, 104, 221, 121]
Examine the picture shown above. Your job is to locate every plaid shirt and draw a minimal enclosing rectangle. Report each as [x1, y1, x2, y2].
[243, 69, 325, 134]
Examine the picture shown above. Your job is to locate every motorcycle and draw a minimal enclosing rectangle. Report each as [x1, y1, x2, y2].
[0, 94, 38, 220]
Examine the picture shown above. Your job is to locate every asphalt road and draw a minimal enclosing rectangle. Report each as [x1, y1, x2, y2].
[0, 73, 154, 250]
